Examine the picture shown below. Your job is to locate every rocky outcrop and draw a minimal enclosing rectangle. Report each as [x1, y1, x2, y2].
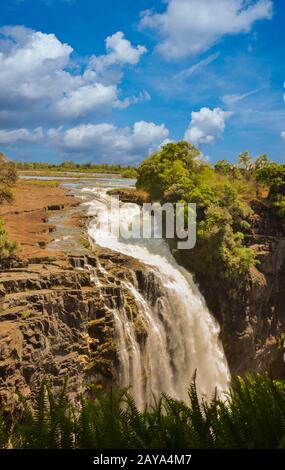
[107, 188, 149, 205]
[173, 201, 285, 378]
[0, 251, 150, 414]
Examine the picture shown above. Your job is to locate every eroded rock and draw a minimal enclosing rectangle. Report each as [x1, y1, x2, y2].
[0, 250, 151, 414]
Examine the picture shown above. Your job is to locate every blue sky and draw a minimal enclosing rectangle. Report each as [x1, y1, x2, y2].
[0, 0, 284, 164]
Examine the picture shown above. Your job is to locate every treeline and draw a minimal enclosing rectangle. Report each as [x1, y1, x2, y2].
[15, 160, 138, 178]
[1, 373, 285, 449]
[136, 142, 285, 280]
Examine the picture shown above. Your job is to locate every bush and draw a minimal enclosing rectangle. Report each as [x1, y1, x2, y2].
[136, 141, 200, 200]
[255, 163, 285, 218]
[121, 168, 138, 179]
[2, 373, 285, 449]
[136, 141, 257, 279]
[0, 218, 18, 260]
[0, 161, 17, 204]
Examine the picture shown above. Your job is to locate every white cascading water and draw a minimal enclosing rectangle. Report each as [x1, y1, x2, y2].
[85, 188, 230, 408]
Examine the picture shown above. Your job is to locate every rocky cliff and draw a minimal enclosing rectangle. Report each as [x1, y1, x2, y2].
[1, 179, 284, 414]
[173, 201, 285, 378]
[0, 250, 153, 414]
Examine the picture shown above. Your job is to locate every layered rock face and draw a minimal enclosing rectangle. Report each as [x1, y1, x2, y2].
[0, 251, 151, 413]
[174, 202, 285, 377]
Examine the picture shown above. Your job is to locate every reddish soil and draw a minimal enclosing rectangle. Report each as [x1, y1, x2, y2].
[0, 180, 80, 260]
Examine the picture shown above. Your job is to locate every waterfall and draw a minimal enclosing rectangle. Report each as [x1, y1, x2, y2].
[86, 188, 230, 407]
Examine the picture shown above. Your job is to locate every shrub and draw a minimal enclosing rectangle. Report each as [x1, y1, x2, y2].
[1, 372, 285, 449]
[121, 168, 138, 179]
[0, 161, 17, 204]
[0, 218, 18, 260]
[136, 141, 257, 279]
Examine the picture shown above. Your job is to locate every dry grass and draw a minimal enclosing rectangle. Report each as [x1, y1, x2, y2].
[18, 179, 60, 188]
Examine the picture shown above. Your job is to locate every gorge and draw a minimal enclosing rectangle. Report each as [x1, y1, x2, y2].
[0, 180, 230, 411]
[0, 145, 284, 415]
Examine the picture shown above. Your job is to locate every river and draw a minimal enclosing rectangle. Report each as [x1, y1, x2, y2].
[83, 184, 230, 407]
[22, 175, 230, 407]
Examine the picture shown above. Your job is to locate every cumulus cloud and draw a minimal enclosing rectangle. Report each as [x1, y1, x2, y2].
[140, 0, 273, 59]
[0, 26, 148, 126]
[0, 26, 73, 100]
[0, 127, 44, 145]
[281, 131, 285, 140]
[55, 84, 118, 118]
[48, 121, 169, 163]
[90, 31, 147, 72]
[184, 107, 232, 146]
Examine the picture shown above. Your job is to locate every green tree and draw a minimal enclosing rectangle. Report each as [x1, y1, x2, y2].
[214, 160, 232, 175]
[121, 167, 138, 178]
[255, 163, 285, 197]
[136, 141, 256, 279]
[255, 162, 285, 217]
[0, 161, 17, 203]
[0, 218, 18, 260]
[238, 151, 254, 173]
[0, 157, 18, 259]
[254, 154, 269, 170]
[61, 160, 76, 169]
[136, 141, 200, 200]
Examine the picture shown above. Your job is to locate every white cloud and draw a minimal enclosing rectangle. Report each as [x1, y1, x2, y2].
[90, 32, 147, 72]
[55, 84, 118, 118]
[0, 127, 43, 145]
[184, 107, 232, 146]
[48, 121, 169, 163]
[222, 86, 266, 105]
[0, 26, 147, 126]
[173, 52, 220, 81]
[114, 90, 151, 110]
[0, 26, 73, 101]
[140, 0, 273, 59]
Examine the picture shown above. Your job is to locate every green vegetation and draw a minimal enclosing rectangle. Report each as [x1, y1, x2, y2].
[44, 256, 57, 264]
[21, 311, 32, 319]
[0, 158, 18, 260]
[136, 142, 261, 279]
[0, 159, 17, 204]
[255, 162, 285, 217]
[80, 236, 92, 251]
[120, 167, 138, 179]
[15, 161, 138, 178]
[19, 179, 60, 188]
[136, 142, 285, 279]
[1, 373, 285, 449]
[0, 219, 18, 260]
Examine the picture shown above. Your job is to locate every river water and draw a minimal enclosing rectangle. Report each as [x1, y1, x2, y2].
[22, 175, 230, 407]
[84, 185, 230, 407]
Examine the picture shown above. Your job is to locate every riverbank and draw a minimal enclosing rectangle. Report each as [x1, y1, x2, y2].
[0, 179, 84, 260]
[18, 170, 123, 179]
